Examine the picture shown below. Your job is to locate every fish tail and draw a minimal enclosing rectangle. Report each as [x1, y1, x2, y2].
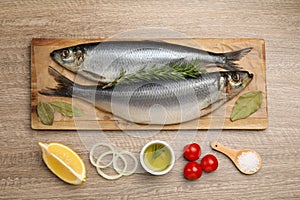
[222, 47, 253, 70]
[39, 67, 74, 97]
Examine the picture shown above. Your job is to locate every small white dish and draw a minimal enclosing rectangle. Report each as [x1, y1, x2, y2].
[140, 140, 175, 175]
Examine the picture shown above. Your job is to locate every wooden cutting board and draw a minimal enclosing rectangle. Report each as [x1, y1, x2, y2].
[31, 38, 268, 130]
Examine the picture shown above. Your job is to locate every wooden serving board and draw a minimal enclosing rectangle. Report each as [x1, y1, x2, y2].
[31, 38, 268, 130]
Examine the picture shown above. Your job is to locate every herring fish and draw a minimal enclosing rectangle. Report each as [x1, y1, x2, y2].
[39, 67, 253, 125]
[50, 40, 252, 83]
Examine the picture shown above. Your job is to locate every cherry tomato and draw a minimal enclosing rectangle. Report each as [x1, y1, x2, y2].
[183, 143, 201, 161]
[201, 154, 218, 172]
[184, 161, 202, 180]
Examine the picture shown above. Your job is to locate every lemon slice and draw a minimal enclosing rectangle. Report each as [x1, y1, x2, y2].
[38, 142, 86, 185]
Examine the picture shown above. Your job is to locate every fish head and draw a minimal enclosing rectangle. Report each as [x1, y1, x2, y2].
[220, 71, 253, 98]
[50, 46, 86, 72]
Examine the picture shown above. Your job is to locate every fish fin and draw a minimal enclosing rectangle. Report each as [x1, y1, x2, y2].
[222, 47, 253, 70]
[168, 58, 186, 66]
[79, 69, 106, 83]
[143, 40, 167, 43]
[39, 67, 74, 97]
[200, 99, 227, 117]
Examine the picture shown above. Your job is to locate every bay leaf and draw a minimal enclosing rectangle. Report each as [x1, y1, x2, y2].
[230, 91, 263, 121]
[50, 102, 82, 117]
[37, 102, 54, 125]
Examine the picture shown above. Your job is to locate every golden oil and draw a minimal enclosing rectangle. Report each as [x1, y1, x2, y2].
[143, 143, 172, 172]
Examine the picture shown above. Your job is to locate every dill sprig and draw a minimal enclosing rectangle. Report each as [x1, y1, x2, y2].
[103, 60, 207, 88]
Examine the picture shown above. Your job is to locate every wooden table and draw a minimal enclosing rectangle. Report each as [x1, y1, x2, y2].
[1, 0, 299, 199]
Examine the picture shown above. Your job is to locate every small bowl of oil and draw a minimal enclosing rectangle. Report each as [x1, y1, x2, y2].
[140, 140, 175, 175]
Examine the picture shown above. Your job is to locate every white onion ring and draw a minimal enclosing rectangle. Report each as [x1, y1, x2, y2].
[113, 151, 138, 176]
[95, 151, 127, 180]
[89, 143, 115, 168]
[90, 143, 138, 179]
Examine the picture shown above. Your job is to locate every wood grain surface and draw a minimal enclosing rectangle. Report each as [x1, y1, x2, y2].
[31, 38, 267, 130]
[0, 0, 299, 199]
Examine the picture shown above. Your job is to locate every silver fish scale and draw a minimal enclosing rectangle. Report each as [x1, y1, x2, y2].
[81, 41, 207, 82]
[109, 75, 221, 124]
[88, 73, 222, 115]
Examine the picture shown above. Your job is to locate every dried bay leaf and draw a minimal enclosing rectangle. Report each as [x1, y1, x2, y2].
[50, 102, 82, 117]
[230, 91, 263, 121]
[37, 102, 54, 125]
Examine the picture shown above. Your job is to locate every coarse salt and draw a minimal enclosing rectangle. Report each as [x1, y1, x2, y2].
[237, 151, 260, 172]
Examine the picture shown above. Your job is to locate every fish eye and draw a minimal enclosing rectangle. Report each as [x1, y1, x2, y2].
[61, 49, 70, 58]
[231, 73, 240, 82]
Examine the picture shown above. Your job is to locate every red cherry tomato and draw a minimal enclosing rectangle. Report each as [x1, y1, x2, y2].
[183, 143, 201, 161]
[184, 161, 202, 180]
[201, 154, 218, 172]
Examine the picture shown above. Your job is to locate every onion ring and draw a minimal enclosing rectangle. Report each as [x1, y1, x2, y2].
[95, 151, 127, 180]
[113, 151, 138, 176]
[89, 143, 115, 168]
[90, 143, 138, 179]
